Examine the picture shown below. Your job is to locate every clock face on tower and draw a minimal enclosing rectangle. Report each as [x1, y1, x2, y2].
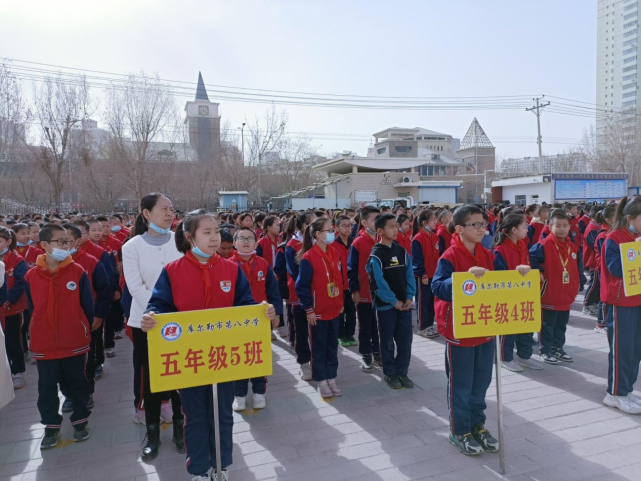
[198, 105, 209, 117]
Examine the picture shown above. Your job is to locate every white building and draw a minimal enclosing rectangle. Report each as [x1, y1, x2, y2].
[596, 0, 640, 134]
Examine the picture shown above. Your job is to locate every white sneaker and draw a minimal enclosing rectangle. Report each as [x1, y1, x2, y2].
[603, 393, 641, 414]
[627, 393, 641, 407]
[299, 362, 312, 381]
[277, 325, 289, 338]
[501, 360, 523, 372]
[160, 401, 173, 424]
[191, 475, 208, 481]
[210, 470, 229, 481]
[12, 373, 25, 390]
[515, 355, 543, 370]
[133, 408, 146, 424]
[253, 393, 266, 409]
[232, 396, 246, 411]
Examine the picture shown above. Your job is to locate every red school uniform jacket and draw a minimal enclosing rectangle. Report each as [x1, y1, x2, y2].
[530, 235, 579, 311]
[285, 238, 303, 304]
[436, 224, 453, 256]
[396, 229, 412, 254]
[411, 229, 440, 279]
[582, 220, 602, 270]
[431, 237, 495, 347]
[601, 228, 641, 308]
[15, 245, 39, 269]
[257, 235, 278, 269]
[569, 215, 582, 248]
[528, 220, 545, 246]
[347, 232, 377, 303]
[232, 252, 270, 304]
[99, 235, 123, 256]
[25, 255, 94, 360]
[114, 228, 130, 243]
[333, 235, 352, 292]
[2, 250, 28, 316]
[494, 238, 530, 271]
[296, 244, 344, 321]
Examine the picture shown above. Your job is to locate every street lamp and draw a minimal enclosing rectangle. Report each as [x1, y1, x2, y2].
[239, 123, 246, 163]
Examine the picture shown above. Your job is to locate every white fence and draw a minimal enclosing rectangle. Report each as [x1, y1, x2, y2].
[291, 198, 352, 210]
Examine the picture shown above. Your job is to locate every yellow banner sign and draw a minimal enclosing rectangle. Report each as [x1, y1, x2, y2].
[452, 270, 541, 339]
[620, 241, 641, 297]
[147, 305, 272, 393]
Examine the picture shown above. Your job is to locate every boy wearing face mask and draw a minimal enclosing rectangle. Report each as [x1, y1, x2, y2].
[231, 227, 281, 411]
[25, 224, 95, 449]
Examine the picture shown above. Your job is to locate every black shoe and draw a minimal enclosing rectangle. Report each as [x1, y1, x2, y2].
[553, 349, 574, 363]
[398, 375, 414, 389]
[540, 353, 559, 365]
[61, 398, 73, 413]
[579, 285, 585, 292]
[384, 375, 402, 389]
[73, 422, 90, 442]
[94, 365, 103, 381]
[86, 394, 94, 410]
[172, 418, 185, 454]
[142, 423, 161, 461]
[40, 428, 61, 450]
[360, 355, 373, 373]
[372, 354, 383, 370]
[449, 432, 483, 455]
[471, 423, 499, 452]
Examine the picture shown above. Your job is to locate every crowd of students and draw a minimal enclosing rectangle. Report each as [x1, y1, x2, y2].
[2, 194, 641, 480]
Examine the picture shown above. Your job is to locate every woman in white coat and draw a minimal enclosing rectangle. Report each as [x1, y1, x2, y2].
[122, 193, 183, 461]
[0, 261, 11, 410]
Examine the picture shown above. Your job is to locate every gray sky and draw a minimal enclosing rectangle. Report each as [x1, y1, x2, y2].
[1, 0, 596, 159]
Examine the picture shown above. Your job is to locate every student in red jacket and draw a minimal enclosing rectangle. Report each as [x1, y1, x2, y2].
[530, 209, 579, 365]
[284, 212, 316, 381]
[601, 197, 641, 415]
[395, 214, 412, 254]
[12, 222, 38, 363]
[110, 214, 130, 243]
[582, 205, 604, 317]
[59, 224, 111, 410]
[594, 206, 616, 333]
[256, 216, 285, 337]
[527, 205, 549, 246]
[348, 205, 382, 372]
[493, 213, 541, 372]
[296, 218, 344, 399]
[431, 205, 499, 456]
[26, 223, 94, 449]
[28, 222, 42, 250]
[231, 227, 281, 411]
[436, 209, 453, 255]
[333, 215, 356, 347]
[1, 227, 28, 389]
[142, 209, 276, 480]
[411, 210, 439, 338]
[565, 203, 586, 290]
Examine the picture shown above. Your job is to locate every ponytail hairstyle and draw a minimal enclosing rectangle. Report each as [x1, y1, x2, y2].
[493, 212, 527, 248]
[134, 193, 168, 237]
[612, 196, 641, 232]
[525, 204, 538, 217]
[589, 204, 602, 218]
[297, 217, 332, 263]
[596, 204, 617, 228]
[262, 215, 279, 237]
[396, 214, 410, 234]
[412, 209, 435, 236]
[0, 226, 15, 251]
[174, 208, 218, 255]
[282, 211, 315, 242]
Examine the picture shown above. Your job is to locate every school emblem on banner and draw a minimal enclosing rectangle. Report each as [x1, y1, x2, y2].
[220, 280, 231, 293]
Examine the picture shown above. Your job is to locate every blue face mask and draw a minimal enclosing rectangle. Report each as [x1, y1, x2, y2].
[149, 221, 171, 235]
[111, 226, 121, 233]
[48, 245, 70, 262]
[0, 247, 7, 256]
[28, 240, 34, 245]
[366, 227, 376, 236]
[69, 247, 78, 255]
[16, 242, 29, 247]
[629, 224, 638, 235]
[192, 245, 212, 259]
[325, 232, 335, 244]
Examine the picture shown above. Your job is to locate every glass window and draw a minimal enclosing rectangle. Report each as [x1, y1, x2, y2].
[395, 146, 412, 153]
[623, 91, 637, 98]
[623, 99, 637, 107]
[377, 147, 386, 154]
[623, 82, 637, 89]
[624, 56, 637, 63]
[623, 73, 637, 81]
[624, 47, 638, 55]
[625, 12, 638, 20]
[623, 65, 637, 72]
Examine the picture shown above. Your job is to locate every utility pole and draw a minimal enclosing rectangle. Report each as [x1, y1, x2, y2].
[526, 96, 550, 174]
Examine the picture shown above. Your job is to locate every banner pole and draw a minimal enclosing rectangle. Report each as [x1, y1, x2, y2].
[494, 335, 505, 475]
[212, 383, 223, 481]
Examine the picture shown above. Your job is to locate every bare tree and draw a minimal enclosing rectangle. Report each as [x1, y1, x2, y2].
[593, 116, 641, 184]
[0, 61, 29, 162]
[246, 107, 287, 204]
[104, 72, 179, 201]
[263, 136, 323, 197]
[30, 72, 91, 208]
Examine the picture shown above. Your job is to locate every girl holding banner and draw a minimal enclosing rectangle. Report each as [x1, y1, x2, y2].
[142, 209, 276, 481]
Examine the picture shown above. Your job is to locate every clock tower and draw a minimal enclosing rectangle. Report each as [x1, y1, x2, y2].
[184, 72, 221, 163]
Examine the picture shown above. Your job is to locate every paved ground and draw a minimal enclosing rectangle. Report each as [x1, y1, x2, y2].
[2, 293, 641, 481]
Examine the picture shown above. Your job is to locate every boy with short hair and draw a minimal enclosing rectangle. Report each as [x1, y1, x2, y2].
[432, 205, 499, 456]
[367, 214, 416, 389]
[530, 209, 580, 364]
[25, 224, 95, 449]
[217, 228, 235, 259]
[348, 206, 382, 372]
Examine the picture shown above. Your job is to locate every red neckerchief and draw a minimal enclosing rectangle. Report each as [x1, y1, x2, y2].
[548, 234, 571, 265]
[184, 250, 220, 309]
[503, 238, 530, 266]
[452, 233, 484, 264]
[233, 252, 257, 282]
[312, 244, 336, 284]
[622, 227, 637, 243]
